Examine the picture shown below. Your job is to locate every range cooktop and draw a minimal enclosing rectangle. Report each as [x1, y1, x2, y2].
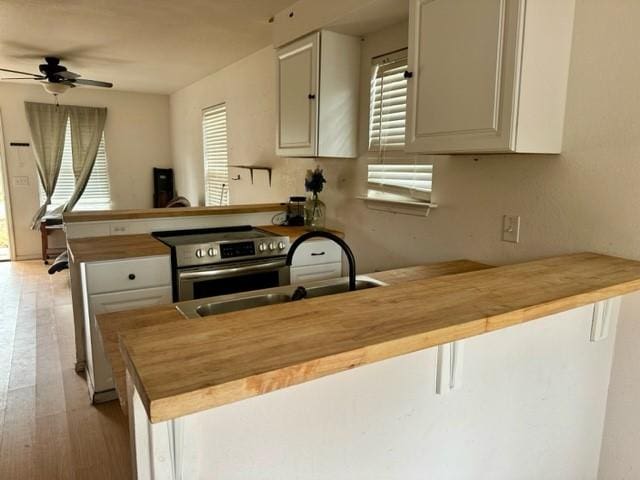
[153, 226, 290, 268]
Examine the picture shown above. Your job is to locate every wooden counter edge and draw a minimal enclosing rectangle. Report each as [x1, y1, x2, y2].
[145, 319, 487, 423]
[63, 203, 286, 223]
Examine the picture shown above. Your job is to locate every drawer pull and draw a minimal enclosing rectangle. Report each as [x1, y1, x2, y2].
[310, 252, 326, 256]
[128, 273, 136, 280]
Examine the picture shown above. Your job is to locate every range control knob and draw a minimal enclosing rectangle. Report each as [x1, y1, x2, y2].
[258, 242, 267, 252]
[195, 249, 205, 258]
[207, 248, 217, 257]
[278, 241, 286, 250]
[268, 242, 276, 251]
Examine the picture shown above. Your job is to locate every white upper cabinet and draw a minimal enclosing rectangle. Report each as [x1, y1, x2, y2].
[277, 32, 319, 157]
[276, 30, 360, 158]
[406, 0, 576, 154]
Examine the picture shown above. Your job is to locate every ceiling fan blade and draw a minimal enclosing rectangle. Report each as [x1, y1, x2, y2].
[0, 67, 42, 77]
[2, 77, 43, 80]
[57, 70, 81, 80]
[72, 78, 113, 88]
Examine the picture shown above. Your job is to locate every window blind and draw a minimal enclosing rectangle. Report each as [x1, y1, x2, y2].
[367, 164, 433, 201]
[369, 51, 408, 151]
[203, 103, 229, 206]
[368, 49, 432, 203]
[41, 118, 111, 211]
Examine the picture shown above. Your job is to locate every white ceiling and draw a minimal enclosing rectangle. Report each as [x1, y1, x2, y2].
[0, 0, 296, 94]
[327, 0, 409, 37]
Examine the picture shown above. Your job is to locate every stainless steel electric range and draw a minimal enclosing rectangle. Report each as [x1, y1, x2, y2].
[153, 226, 291, 301]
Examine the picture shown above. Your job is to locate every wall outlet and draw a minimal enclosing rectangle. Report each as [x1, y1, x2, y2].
[13, 176, 29, 186]
[110, 224, 130, 235]
[502, 215, 521, 243]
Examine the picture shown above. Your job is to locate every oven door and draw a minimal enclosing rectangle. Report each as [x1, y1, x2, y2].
[177, 257, 290, 301]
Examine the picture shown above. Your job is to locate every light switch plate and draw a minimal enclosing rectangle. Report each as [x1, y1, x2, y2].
[502, 215, 520, 243]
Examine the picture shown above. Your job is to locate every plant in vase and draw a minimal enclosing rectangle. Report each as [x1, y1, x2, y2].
[304, 166, 327, 229]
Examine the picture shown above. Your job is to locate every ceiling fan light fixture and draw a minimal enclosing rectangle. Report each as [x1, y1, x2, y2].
[42, 82, 70, 95]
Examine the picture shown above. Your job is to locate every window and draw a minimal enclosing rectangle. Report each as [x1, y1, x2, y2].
[369, 50, 408, 151]
[203, 103, 229, 206]
[367, 49, 433, 207]
[40, 118, 111, 211]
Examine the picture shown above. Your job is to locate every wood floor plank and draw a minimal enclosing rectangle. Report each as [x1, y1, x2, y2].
[0, 421, 35, 480]
[0, 261, 131, 479]
[34, 412, 75, 480]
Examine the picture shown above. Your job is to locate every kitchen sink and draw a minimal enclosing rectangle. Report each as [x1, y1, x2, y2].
[176, 276, 386, 319]
[195, 293, 292, 317]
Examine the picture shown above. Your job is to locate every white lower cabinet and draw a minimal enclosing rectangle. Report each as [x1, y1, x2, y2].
[289, 238, 343, 284]
[81, 255, 171, 403]
[290, 262, 342, 284]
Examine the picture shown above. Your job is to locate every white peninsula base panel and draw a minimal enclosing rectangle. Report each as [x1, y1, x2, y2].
[128, 300, 622, 479]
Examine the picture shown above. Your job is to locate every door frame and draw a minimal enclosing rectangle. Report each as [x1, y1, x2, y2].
[0, 111, 17, 261]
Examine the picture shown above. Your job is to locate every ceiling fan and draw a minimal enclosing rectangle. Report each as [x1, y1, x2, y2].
[0, 56, 113, 95]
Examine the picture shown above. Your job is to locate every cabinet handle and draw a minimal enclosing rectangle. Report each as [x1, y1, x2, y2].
[308, 94, 316, 100]
[310, 252, 326, 256]
[128, 273, 136, 280]
[403, 71, 413, 79]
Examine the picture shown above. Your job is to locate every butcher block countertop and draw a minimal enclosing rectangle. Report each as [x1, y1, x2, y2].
[258, 225, 344, 240]
[67, 234, 171, 263]
[63, 203, 286, 223]
[97, 260, 490, 412]
[118, 253, 640, 423]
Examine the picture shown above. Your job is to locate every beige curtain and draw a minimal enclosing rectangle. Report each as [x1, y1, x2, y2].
[63, 106, 107, 212]
[25, 102, 69, 229]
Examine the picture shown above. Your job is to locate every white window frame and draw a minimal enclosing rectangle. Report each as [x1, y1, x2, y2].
[203, 103, 230, 206]
[39, 118, 111, 212]
[361, 48, 437, 216]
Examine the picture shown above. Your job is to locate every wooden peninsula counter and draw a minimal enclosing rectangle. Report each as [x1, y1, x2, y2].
[115, 252, 640, 478]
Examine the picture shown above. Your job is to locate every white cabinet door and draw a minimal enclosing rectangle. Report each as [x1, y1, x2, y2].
[406, 0, 575, 154]
[85, 255, 171, 294]
[406, 0, 523, 154]
[289, 239, 342, 267]
[276, 32, 319, 157]
[290, 262, 342, 284]
[87, 286, 172, 394]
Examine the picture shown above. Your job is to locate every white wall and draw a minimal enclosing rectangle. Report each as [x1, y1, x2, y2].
[0, 83, 171, 258]
[170, 45, 315, 208]
[599, 291, 640, 479]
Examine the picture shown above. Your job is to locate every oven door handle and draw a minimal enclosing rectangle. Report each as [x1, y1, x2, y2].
[178, 259, 288, 281]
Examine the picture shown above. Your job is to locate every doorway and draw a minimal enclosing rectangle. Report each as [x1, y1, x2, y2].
[0, 113, 14, 261]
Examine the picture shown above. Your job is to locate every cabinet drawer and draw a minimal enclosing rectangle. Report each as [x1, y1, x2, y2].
[290, 262, 342, 284]
[290, 239, 341, 267]
[87, 286, 173, 393]
[84, 256, 171, 294]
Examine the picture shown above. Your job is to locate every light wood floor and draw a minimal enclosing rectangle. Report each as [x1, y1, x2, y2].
[0, 261, 131, 479]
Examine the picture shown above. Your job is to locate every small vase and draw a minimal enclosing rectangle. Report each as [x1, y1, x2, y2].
[304, 194, 326, 229]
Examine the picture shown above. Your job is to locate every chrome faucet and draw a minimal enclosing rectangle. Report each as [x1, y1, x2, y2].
[285, 231, 357, 291]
